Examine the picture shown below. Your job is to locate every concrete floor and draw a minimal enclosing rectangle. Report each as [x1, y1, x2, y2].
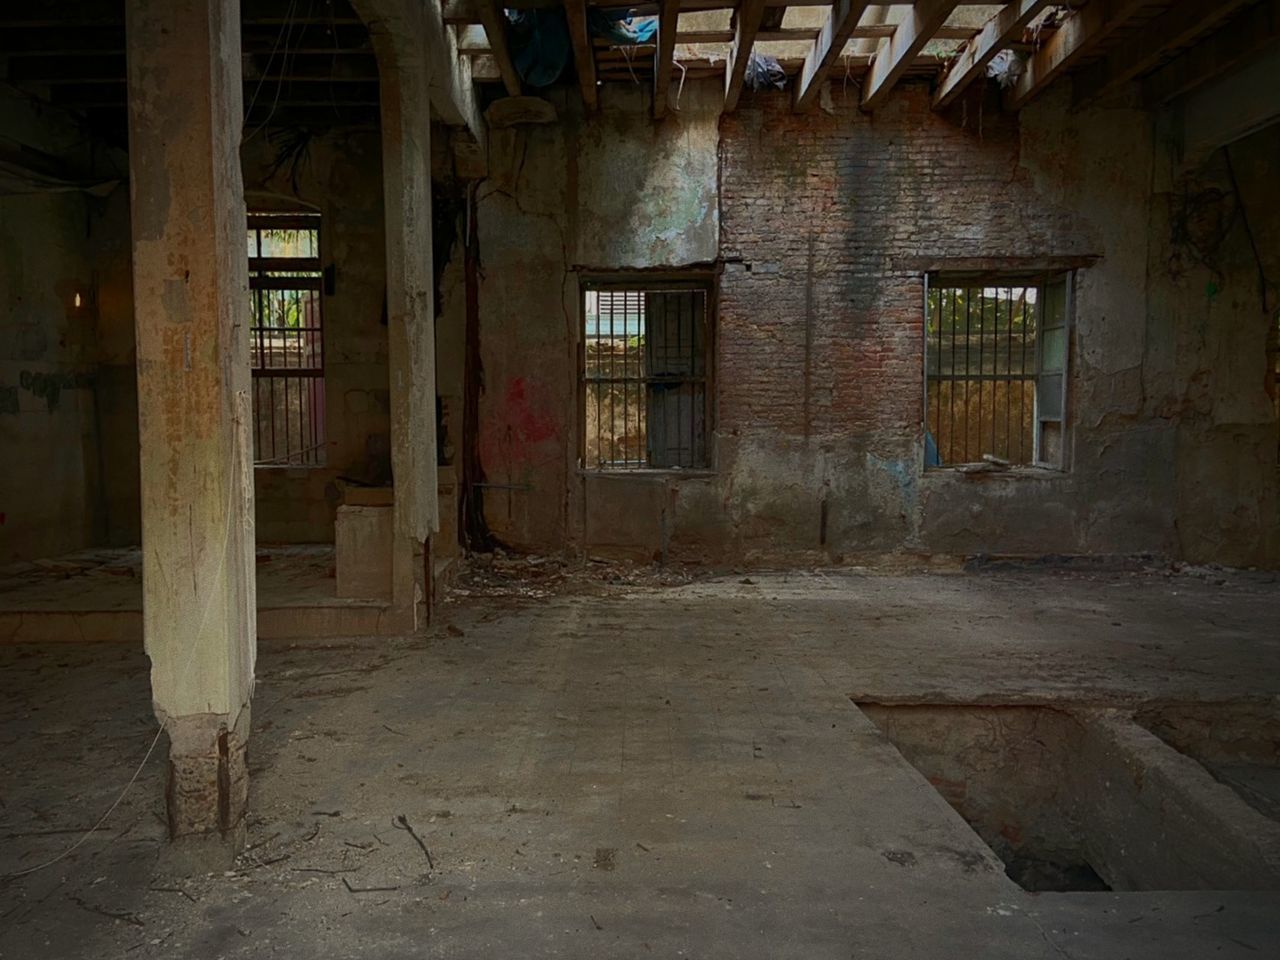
[0, 546, 392, 641]
[1, 563, 1279, 958]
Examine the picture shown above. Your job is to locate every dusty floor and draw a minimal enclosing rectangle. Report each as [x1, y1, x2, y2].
[1, 564, 1279, 958]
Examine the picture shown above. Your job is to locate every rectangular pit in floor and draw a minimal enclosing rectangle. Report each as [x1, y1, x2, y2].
[857, 703, 1280, 893]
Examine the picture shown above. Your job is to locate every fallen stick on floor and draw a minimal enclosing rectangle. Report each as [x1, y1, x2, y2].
[342, 877, 401, 894]
[149, 885, 198, 903]
[393, 814, 435, 871]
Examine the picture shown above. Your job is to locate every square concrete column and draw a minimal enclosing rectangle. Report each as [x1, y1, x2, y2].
[378, 39, 440, 626]
[126, 0, 257, 856]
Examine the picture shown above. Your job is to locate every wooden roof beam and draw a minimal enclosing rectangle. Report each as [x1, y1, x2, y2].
[862, 0, 960, 110]
[476, 0, 521, 96]
[932, 0, 1051, 110]
[1073, 0, 1256, 106]
[724, 0, 768, 111]
[1006, 0, 1148, 110]
[794, 0, 874, 111]
[653, 0, 681, 117]
[564, 0, 599, 109]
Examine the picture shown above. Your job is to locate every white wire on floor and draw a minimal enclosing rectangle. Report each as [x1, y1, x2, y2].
[2, 412, 246, 881]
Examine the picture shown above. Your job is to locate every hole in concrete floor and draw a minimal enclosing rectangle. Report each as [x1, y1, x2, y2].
[858, 704, 1111, 892]
[857, 702, 1280, 893]
[1135, 702, 1280, 823]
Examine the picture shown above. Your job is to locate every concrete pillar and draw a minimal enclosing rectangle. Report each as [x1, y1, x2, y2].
[376, 28, 440, 626]
[125, 0, 256, 855]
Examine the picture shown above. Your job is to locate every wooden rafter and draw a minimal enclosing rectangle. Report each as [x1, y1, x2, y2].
[439, 0, 1017, 23]
[794, 0, 874, 112]
[476, 0, 521, 97]
[680, 23, 979, 44]
[862, 0, 960, 110]
[725, 0, 768, 112]
[448, 0, 1266, 124]
[1072, 0, 1256, 105]
[1006, 0, 1148, 110]
[564, 0, 598, 109]
[932, 0, 1052, 110]
[653, 0, 682, 118]
[759, 5, 788, 33]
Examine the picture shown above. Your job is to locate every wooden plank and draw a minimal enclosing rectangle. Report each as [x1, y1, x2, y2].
[456, 24, 490, 52]
[653, 0, 682, 117]
[1142, 0, 1280, 106]
[476, 0, 521, 97]
[793, 0, 874, 111]
[1073, 0, 1255, 105]
[932, 0, 1052, 110]
[564, 0, 599, 109]
[861, 0, 960, 110]
[724, 0, 768, 112]
[677, 24, 977, 43]
[1006, 0, 1147, 109]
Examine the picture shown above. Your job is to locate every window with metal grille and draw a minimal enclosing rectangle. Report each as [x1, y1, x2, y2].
[581, 281, 712, 471]
[924, 273, 1071, 469]
[247, 212, 326, 466]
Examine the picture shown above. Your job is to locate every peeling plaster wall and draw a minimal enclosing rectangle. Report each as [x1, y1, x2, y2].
[460, 77, 1278, 567]
[242, 131, 390, 543]
[469, 83, 721, 554]
[0, 93, 133, 563]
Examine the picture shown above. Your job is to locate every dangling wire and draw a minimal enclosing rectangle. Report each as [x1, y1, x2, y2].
[620, 44, 639, 85]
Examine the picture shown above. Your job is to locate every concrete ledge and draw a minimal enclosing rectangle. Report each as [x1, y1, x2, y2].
[1075, 709, 1280, 890]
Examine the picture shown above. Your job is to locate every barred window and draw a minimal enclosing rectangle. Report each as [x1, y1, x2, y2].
[925, 273, 1071, 469]
[247, 212, 326, 466]
[582, 281, 712, 471]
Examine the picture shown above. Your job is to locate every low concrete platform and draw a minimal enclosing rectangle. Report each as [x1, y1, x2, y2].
[1, 564, 1278, 958]
[0, 546, 395, 642]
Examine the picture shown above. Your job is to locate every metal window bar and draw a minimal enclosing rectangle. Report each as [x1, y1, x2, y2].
[582, 284, 709, 470]
[926, 280, 1041, 467]
[247, 213, 326, 466]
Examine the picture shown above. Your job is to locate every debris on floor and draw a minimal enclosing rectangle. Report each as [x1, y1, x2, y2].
[446, 550, 701, 601]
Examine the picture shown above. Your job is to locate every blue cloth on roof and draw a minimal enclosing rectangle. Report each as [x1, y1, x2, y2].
[505, 9, 571, 88]
[587, 9, 658, 44]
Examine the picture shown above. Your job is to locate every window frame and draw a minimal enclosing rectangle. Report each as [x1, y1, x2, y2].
[921, 269, 1074, 474]
[576, 271, 718, 475]
[247, 211, 328, 469]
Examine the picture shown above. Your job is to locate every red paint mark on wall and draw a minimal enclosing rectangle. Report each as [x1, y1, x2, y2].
[479, 377, 563, 471]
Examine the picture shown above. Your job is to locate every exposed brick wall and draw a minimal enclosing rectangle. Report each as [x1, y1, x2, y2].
[455, 78, 1275, 565]
[717, 83, 1094, 450]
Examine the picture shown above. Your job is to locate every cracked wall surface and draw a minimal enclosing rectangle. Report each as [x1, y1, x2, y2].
[452, 77, 1278, 567]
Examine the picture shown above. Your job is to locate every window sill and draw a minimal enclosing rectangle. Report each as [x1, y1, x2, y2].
[577, 467, 717, 480]
[923, 464, 1067, 480]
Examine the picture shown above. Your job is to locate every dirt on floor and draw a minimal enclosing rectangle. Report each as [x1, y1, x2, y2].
[2, 564, 1279, 958]
[446, 551, 706, 601]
